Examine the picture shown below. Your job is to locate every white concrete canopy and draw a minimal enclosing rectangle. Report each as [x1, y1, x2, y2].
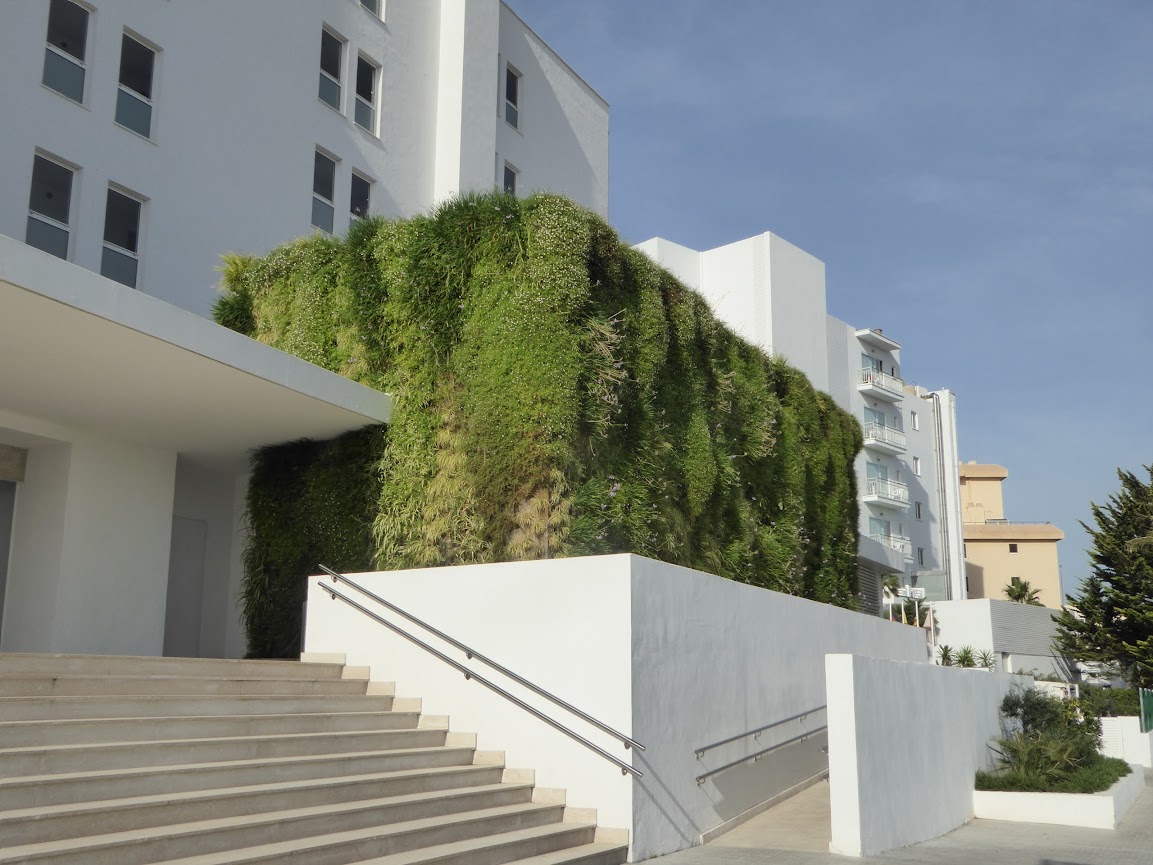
[0, 235, 391, 469]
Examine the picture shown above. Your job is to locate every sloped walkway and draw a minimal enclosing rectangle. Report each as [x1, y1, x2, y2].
[650, 770, 1153, 865]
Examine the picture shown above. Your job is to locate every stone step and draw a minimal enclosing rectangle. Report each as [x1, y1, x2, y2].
[2, 801, 567, 865]
[489, 840, 629, 865]
[0, 745, 490, 809]
[0, 710, 424, 748]
[0, 764, 507, 846]
[0, 653, 346, 681]
[0, 728, 454, 775]
[0, 692, 397, 722]
[0, 674, 370, 697]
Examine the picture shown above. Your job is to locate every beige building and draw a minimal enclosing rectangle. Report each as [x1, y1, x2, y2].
[959, 462, 1064, 609]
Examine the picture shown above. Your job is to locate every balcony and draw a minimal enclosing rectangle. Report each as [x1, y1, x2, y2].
[869, 533, 912, 559]
[862, 422, 906, 454]
[858, 368, 905, 402]
[863, 477, 910, 509]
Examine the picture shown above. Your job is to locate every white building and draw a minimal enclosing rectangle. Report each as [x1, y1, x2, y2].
[0, 0, 608, 657]
[637, 233, 966, 610]
[1, 0, 609, 318]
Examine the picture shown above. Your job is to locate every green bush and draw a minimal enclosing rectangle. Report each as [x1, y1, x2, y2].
[976, 756, 1130, 794]
[217, 193, 864, 657]
[1081, 685, 1140, 718]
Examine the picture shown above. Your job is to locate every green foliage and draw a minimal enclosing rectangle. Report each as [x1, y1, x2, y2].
[937, 645, 954, 666]
[955, 645, 977, 668]
[217, 193, 863, 657]
[1080, 685, 1141, 718]
[1004, 577, 1043, 605]
[976, 649, 996, 670]
[975, 756, 1130, 793]
[1055, 466, 1153, 688]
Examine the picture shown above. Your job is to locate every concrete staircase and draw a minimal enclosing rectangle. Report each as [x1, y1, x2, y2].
[0, 653, 628, 865]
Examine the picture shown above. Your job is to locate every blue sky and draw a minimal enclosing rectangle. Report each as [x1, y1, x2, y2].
[508, 0, 1153, 598]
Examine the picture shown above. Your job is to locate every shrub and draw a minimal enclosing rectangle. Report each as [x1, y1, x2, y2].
[1081, 685, 1140, 718]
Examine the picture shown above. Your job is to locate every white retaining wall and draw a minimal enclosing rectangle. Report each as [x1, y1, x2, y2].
[1101, 717, 1153, 768]
[972, 766, 1144, 829]
[303, 554, 929, 861]
[826, 654, 1026, 857]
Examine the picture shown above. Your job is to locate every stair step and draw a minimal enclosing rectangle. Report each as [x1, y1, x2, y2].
[0, 728, 449, 774]
[3, 801, 567, 865]
[0, 693, 396, 722]
[0, 764, 506, 846]
[0, 653, 346, 680]
[0, 674, 370, 697]
[492, 841, 628, 865]
[0, 745, 483, 809]
[0, 710, 420, 748]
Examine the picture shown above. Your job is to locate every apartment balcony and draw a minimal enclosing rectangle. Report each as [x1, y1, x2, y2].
[869, 532, 913, 559]
[862, 422, 906, 455]
[857, 368, 905, 402]
[863, 477, 910, 509]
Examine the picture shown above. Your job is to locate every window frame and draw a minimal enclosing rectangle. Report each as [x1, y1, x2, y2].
[917, 547, 925, 566]
[910, 410, 919, 431]
[349, 170, 372, 225]
[114, 31, 158, 140]
[318, 27, 345, 112]
[504, 63, 521, 130]
[42, 0, 91, 105]
[502, 161, 518, 196]
[359, 0, 383, 20]
[311, 148, 338, 234]
[100, 184, 145, 288]
[26, 152, 78, 260]
[912, 456, 921, 476]
[914, 501, 923, 520]
[353, 53, 380, 135]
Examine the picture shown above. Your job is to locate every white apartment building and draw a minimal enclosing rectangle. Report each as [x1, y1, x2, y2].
[0, 0, 607, 658]
[637, 234, 966, 611]
[1, 0, 609, 318]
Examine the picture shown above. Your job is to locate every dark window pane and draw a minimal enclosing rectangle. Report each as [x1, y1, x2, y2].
[103, 190, 141, 252]
[320, 30, 341, 79]
[356, 57, 375, 102]
[360, 0, 380, 16]
[311, 198, 334, 234]
[503, 165, 516, 195]
[42, 47, 85, 102]
[505, 67, 518, 106]
[29, 156, 73, 224]
[101, 246, 139, 288]
[313, 152, 336, 200]
[47, 0, 88, 61]
[350, 175, 370, 217]
[26, 216, 69, 259]
[115, 88, 152, 137]
[318, 73, 340, 108]
[354, 98, 374, 131]
[119, 35, 154, 98]
[505, 102, 518, 129]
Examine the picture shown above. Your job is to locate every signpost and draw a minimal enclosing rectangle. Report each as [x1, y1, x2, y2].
[897, 586, 926, 627]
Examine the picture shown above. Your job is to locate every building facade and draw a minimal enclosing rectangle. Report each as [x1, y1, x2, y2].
[636, 232, 966, 611]
[1, 0, 609, 318]
[958, 462, 1065, 609]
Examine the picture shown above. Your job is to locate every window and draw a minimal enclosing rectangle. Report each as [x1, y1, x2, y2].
[26, 154, 74, 259]
[503, 162, 518, 196]
[504, 64, 520, 129]
[864, 407, 885, 428]
[350, 172, 371, 223]
[360, 0, 381, 17]
[1009, 543, 1019, 554]
[318, 29, 343, 110]
[101, 187, 143, 288]
[917, 548, 925, 566]
[43, 0, 89, 103]
[115, 34, 156, 138]
[312, 150, 337, 233]
[910, 410, 919, 431]
[354, 56, 378, 133]
[912, 456, 921, 476]
[915, 501, 923, 520]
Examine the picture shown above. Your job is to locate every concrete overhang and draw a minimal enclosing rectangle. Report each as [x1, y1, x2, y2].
[962, 523, 1065, 542]
[958, 463, 1009, 480]
[854, 328, 901, 352]
[857, 533, 905, 574]
[0, 236, 391, 470]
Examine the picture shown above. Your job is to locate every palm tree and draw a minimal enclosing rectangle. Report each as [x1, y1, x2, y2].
[1004, 577, 1043, 606]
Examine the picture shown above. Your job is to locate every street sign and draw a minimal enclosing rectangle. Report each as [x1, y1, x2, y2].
[896, 586, 926, 600]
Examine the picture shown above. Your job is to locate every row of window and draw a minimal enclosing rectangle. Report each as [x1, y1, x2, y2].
[312, 150, 372, 234]
[43, 0, 158, 140]
[318, 26, 380, 136]
[27, 153, 144, 289]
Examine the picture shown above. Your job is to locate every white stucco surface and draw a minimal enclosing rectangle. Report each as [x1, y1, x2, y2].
[826, 654, 1025, 857]
[972, 765, 1144, 829]
[304, 554, 929, 860]
[1101, 717, 1153, 768]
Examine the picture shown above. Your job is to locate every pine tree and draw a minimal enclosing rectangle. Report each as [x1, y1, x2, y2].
[1054, 466, 1153, 688]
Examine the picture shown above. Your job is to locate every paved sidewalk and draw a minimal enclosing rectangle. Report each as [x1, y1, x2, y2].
[648, 770, 1153, 865]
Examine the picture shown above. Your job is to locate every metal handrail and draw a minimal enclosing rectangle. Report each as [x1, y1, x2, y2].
[865, 478, 909, 502]
[858, 367, 905, 393]
[863, 422, 907, 448]
[694, 705, 827, 758]
[695, 724, 829, 785]
[317, 567, 643, 776]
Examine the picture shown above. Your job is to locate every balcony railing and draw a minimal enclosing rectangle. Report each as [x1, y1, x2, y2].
[869, 533, 912, 558]
[858, 368, 905, 400]
[864, 477, 909, 504]
[862, 423, 906, 451]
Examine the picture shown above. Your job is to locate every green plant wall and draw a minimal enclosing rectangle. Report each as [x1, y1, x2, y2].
[217, 193, 862, 657]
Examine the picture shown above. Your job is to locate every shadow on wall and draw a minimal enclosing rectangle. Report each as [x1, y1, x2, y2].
[967, 561, 986, 599]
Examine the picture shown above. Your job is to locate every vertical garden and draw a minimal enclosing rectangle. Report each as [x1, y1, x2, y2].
[215, 193, 863, 657]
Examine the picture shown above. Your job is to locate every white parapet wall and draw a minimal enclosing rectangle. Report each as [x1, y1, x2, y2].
[972, 766, 1145, 829]
[304, 554, 929, 861]
[825, 654, 1027, 857]
[1101, 717, 1153, 768]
